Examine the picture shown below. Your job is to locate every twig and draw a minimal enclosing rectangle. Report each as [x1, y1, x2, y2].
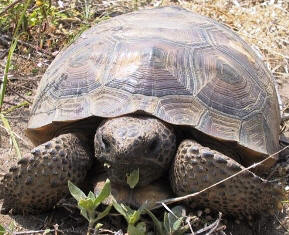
[157, 145, 289, 206]
[7, 75, 41, 81]
[13, 229, 55, 234]
[206, 212, 222, 235]
[274, 213, 289, 233]
[6, 86, 32, 104]
[195, 212, 222, 234]
[13, 229, 82, 235]
[0, 0, 24, 16]
[282, 114, 289, 122]
[54, 224, 59, 235]
[3, 100, 18, 106]
[99, 228, 118, 234]
[161, 202, 178, 218]
[186, 217, 195, 235]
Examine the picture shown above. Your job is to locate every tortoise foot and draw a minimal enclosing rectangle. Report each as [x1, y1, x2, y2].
[0, 133, 92, 214]
[170, 140, 284, 218]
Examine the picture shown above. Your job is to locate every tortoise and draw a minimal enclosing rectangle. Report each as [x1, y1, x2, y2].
[0, 6, 284, 217]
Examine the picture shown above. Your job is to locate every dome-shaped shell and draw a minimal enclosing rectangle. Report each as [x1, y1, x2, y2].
[27, 7, 280, 161]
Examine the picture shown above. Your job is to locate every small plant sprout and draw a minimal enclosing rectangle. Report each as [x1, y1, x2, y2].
[68, 179, 112, 235]
[126, 168, 139, 189]
[113, 168, 147, 234]
[113, 201, 148, 235]
[146, 205, 189, 235]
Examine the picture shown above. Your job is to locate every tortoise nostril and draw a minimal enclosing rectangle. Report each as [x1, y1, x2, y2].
[101, 135, 111, 151]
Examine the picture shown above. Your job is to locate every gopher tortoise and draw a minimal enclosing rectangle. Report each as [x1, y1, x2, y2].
[0, 6, 284, 217]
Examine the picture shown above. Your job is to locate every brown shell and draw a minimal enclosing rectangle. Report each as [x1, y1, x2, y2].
[27, 7, 280, 163]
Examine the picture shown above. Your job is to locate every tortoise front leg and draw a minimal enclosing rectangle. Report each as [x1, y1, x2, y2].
[170, 139, 284, 218]
[0, 133, 92, 214]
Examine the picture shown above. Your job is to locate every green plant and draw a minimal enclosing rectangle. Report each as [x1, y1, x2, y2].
[0, 224, 6, 235]
[68, 179, 112, 235]
[126, 168, 139, 189]
[146, 205, 189, 235]
[113, 202, 147, 235]
[112, 168, 147, 234]
[0, 114, 21, 158]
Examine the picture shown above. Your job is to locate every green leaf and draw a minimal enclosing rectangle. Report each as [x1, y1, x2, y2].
[136, 222, 146, 233]
[171, 206, 185, 218]
[163, 212, 170, 234]
[145, 209, 165, 235]
[0, 114, 21, 158]
[95, 223, 103, 230]
[129, 202, 147, 225]
[78, 198, 94, 211]
[163, 206, 186, 235]
[0, 225, 5, 235]
[88, 191, 96, 200]
[113, 201, 130, 222]
[126, 169, 139, 189]
[172, 217, 184, 232]
[129, 210, 140, 225]
[68, 181, 86, 202]
[80, 208, 89, 221]
[127, 224, 146, 235]
[168, 206, 185, 233]
[94, 179, 111, 207]
[95, 205, 112, 221]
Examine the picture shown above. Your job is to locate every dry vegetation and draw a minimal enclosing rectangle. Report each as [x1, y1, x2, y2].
[0, 0, 288, 234]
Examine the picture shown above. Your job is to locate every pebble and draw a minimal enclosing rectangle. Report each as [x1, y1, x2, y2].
[197, 210, 203, 217]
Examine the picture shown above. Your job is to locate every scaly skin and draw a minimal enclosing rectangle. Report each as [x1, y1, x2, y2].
[171, 140, 284, 218]
[0, 133, 92, 214]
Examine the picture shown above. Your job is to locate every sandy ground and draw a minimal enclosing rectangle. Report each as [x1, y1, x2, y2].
[0, 0, 289, 234]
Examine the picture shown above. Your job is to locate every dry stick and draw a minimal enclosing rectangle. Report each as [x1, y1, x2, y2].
[157, 145, 289, 206]
[99, 228, 118, 234]
[186, 217, 195, 235]
[274, 213, 289, 233]
[206, 213, 222, 235]
[195, 212, 222, 235]
[3, 100, 18, 106]
[6, 86, 32, 104]
[13, 230, 82, 235]
[13, 229, 55, 235]
[282, 114, 289, 122]
[0, 0, 24, 16]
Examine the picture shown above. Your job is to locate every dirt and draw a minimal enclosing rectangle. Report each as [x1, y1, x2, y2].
[0, 0, 289, 234]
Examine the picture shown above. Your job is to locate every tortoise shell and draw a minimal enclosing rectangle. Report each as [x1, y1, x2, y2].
[27, 6, 280, 168]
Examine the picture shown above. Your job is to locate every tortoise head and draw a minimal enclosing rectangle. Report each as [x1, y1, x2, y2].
[94, 115, 176, 186]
